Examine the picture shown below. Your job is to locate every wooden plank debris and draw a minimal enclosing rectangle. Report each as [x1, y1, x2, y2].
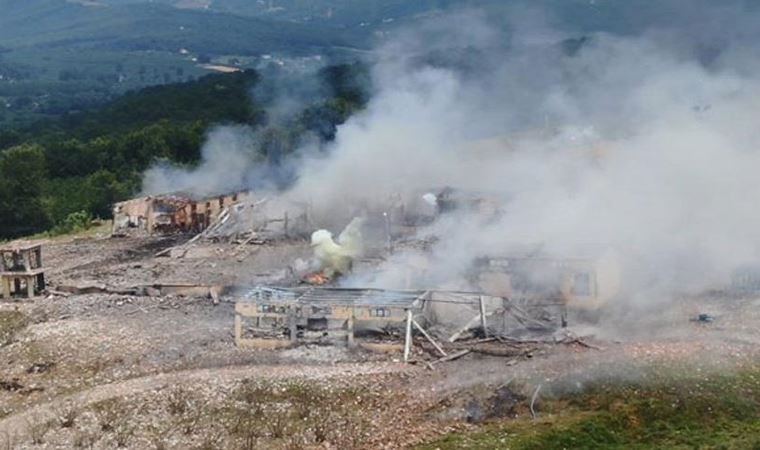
[431, 349, 471, 365]
[411, 318, 446, 357]
[209, 286, 220, 305]
[448, 314, 482, 343]
[448, 308, 501, 342]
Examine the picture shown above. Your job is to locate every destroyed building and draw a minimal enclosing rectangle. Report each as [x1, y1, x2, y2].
[234, 286, 557, 360]
[235, 287, 430, 351]
[469, 248, 622, 313]
[730, 264, 760, 292]
[0, 242, 46, 299]
[112, 190, 251, 235]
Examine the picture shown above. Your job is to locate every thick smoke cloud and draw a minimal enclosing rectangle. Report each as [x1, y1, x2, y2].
[285, 2, 760, 303]
[142, 1, 760, 307]
[142, 125, 262, 197]
[141, 63, 331, 197]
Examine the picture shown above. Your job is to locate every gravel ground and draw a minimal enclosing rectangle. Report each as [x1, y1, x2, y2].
[2, 234, 760, 448]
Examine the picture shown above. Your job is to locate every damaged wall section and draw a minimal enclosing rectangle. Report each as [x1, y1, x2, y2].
[0, 243, 46, 299]
[234, 287, 567, 359]
[112, 190, 251, 235]
[235, 287, 430, 349]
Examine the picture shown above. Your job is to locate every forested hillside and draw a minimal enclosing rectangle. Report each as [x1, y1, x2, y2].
[0, 0, 361, 52]
[0, 63, 369, 239]
[0, 0, 367, 127]
[2, 0, 720, 128]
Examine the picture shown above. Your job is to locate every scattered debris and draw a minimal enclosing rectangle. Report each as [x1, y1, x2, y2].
[54, 283, 226, 299]
[0, 379, 23, 391]
[26, 362, 55, 374]
[431, 349, 471, 365]
[694, 313, 716, 323]
[530, 383, 542, 419]
[3, 188, 757, 449]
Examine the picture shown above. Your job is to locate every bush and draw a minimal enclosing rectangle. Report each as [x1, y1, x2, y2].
[54, 402, 79, 429]
[50, 211, 92, 236]
[25, 416, 52, 445]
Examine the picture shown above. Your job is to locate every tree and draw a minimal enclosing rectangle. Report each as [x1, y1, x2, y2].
[0, 144, 50, 237]
[121, 124, 173, 169]
[85, 170, 130, 219]
[0, 130, 22, 150]
[44, 138, 98, 178]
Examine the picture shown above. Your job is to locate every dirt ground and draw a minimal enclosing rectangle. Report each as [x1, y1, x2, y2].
[1, 232, 759, 449]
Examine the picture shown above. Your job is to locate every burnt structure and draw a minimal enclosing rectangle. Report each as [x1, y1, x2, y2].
[112, 190, 251, 235]
[470, 249, 621, 313]
[0, 243, 45, 299]
[235, 287, 430, 351]
[731, 264, 760, 292]
[234, 287, 530, 361]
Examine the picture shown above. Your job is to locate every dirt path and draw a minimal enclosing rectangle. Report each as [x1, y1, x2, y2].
[0, 362, 406, 437]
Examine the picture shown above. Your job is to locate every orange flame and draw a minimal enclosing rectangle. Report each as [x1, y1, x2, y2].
[303, 272, 330, 285]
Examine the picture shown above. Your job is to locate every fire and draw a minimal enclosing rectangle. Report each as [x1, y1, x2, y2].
[303, 271, 330, 285]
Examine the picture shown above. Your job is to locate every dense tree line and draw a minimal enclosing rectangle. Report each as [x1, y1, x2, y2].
[0, 63, 370, 239]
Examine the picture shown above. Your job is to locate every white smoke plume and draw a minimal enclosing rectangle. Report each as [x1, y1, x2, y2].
[284, 3, 760, 305]
[142, 125, 263, 198]
[141, 64, 332, 197]
[138, 1, 760, 309]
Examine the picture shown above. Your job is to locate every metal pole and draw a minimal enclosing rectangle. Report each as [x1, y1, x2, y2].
[479, 296, 488, 337]
[347, 314, 355, 348]
[404, 309, 413, 362]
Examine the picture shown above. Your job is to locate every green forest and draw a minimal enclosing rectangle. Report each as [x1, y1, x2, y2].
[0, 63, 369, 239]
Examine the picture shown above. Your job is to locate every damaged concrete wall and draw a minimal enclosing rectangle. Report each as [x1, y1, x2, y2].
[472, 251, 622, 312]
[113, 190, 252, 235]
[113, 197, 151, 232]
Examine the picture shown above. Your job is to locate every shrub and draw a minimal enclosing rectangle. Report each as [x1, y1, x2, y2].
[25, 416, 52, 445]
[50, 210, 93, 236]
[54, 402, 79, 428]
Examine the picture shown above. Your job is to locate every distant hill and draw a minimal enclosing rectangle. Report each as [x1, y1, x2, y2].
[65, 0, 727, 30]
[0, 0, 364, 55]
[0, 0, 367, 126]
[2, 0, 756, 127]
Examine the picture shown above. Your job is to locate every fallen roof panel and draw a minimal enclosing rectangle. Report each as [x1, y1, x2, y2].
[243, 286, 428, 307]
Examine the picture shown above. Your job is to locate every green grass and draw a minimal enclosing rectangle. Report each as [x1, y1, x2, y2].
[22, 219, 111, 241]
[419, 367, 760, 450]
